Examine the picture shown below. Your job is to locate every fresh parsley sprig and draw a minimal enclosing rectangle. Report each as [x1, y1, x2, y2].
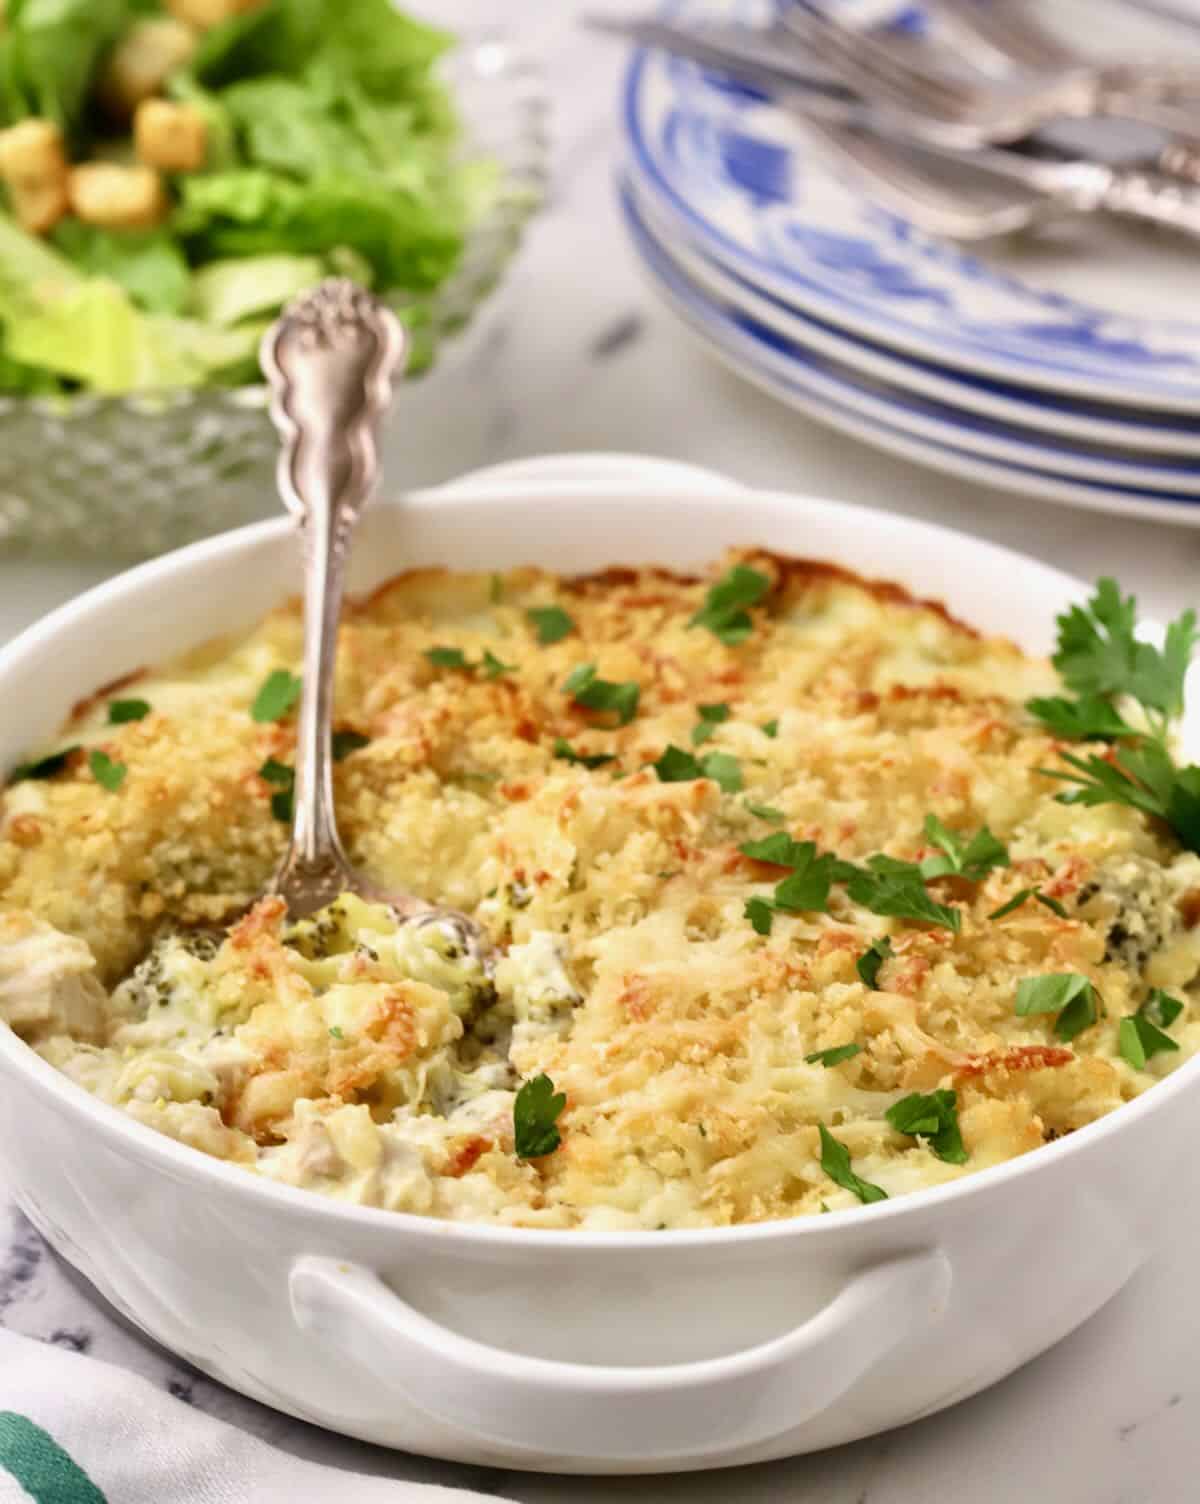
[856, 936, 894, 989]
[108, 698, 150, 724]
[427, 646, 515, 680]
[1028, 580, 1200, 853]
[690, 565, 771, 646]
[1016, 972, 1098, 1042]
[527, 606, 575, 645]
[251, 669, 301, 724]
[805, 1042, 862, 1067]
[513, 1073, 566, 1160]
[654, 744, 742, 792]
[919, 815, 1010, 883]
[1118, 990, 1184, 1070]
[691, 702, 731, 746]
[818, 1125, 887, 1205]
[564, 664, 640, 725]
[885, 1090, 967, 1165]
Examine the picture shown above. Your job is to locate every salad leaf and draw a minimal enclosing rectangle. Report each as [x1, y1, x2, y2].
[189, 253, 323, 327]
[51, 222, 191, 315]
[0, 0, 130, 133]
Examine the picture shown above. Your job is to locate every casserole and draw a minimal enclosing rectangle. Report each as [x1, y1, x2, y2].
[0, 452, 1197, 1472]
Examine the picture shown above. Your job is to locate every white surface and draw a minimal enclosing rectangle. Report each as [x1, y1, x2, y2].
[1, 1, 1200, 1498]
[0, 462, 1194, 1483]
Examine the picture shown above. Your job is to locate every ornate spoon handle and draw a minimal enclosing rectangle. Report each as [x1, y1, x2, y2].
[260, 279, 407, 917]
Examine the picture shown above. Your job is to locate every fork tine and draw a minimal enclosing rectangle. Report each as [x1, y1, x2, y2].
[799, 119, 1041, 238]
[921, 0, 1076, 72]
[783, 3, 977, 116]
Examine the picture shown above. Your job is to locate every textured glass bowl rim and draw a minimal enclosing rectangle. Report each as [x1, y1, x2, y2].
[0, 28, 549, 420]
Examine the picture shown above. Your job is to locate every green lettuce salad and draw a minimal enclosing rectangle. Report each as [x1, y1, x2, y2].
[0, 0, 493, 395]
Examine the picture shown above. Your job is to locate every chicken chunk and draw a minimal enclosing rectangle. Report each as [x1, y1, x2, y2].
[67, 163, 168, 229]
[134, 99, 208, 173]
[98, 18, 198, 119]
[0, 118, 70, 233]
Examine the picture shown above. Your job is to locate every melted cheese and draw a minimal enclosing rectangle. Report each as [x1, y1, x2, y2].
[3, 553, 1200, 1228]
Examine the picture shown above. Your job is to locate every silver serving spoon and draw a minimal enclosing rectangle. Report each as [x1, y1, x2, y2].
[260, 279, 492, 966]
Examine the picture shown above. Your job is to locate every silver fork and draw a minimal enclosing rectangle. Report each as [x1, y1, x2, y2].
[596, 14, 1200, 238]
[922, 0, 1200, 87]
[782, 0, 1200, 145]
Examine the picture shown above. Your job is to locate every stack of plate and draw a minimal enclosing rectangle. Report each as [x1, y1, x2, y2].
[618, 0, 1200, 524]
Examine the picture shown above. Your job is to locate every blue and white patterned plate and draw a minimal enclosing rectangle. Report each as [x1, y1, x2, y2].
[624, 0, 1200, 411]
[623, 178, 1200, 525]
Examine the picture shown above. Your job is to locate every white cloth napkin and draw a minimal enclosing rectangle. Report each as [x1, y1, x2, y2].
[0, 1326, 497, 1504]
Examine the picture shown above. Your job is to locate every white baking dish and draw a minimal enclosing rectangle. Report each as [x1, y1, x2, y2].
[1, 452, 1197, 1475]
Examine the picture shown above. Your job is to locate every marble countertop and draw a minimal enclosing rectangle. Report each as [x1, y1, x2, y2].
[3, 2, 1200, 1499]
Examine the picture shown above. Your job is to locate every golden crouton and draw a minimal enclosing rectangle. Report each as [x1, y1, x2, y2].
[165, 0, 266, 29]
[0, 119, 70, 233]
[98, 18, 198, 119]
[134, 99, 208, 173]
[67, 163, 168, 230]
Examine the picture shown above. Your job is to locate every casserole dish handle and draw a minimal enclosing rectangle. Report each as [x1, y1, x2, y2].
[290, 1249, 950, 1464]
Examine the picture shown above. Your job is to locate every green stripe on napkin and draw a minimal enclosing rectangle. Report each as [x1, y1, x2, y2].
[0, 1413, 107, 1502]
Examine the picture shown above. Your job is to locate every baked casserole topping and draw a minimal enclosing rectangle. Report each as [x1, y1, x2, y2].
[2, 555, 1199, 1228]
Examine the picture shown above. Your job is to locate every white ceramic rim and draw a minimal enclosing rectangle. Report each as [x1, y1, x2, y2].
[3, 460, 1199, 1251]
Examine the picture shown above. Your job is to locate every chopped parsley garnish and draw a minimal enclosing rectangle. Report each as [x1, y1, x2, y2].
[1028, 580, 1200, 854]
[527, 605, 575, 644]
[740, 831, 813, 867]
[9, 745, 79, 782]
[331, 730, 369, 762]
[329, 1026, 345, 1041]
[761, 719, 779, 738]
[885, 1089, 967, 1165]
[108, 698, 150, 724]
[427, 646, 514, 680]
[844, 856, 961, 933]
[653, 744, 742, 792]
[481, 650, 515, 680]
[856, 936, 894, 989]
[553, 738, 615, 770]
[919, 815, 1009, 882]
[691, 702, 731, 746]
[689, 564, 771, 646]
[426, 646, 469, 669]
[259, 758, 295, 822]
[1016, 972, 1098, 1042]
[805, 1042, 862, 1067]
[818, 1125, 887, 1204]
[251, 669, 302, 723]
[513, 1073, 566, 1159]
[89, 749, 126, 792]
[744, 800, 785, 824]
[744, 897, 775, 935]
[1144, 988, 1184, 1030]
[988, 886, 1067, 920]
[1118, 990, 1183, 1069]
[739, 835, 846, 923]
[563, 664, 640, 726]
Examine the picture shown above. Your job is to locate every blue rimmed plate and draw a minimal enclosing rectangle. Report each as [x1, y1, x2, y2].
[624, 0, 1200, 412]
[622, 177, 1200, 525]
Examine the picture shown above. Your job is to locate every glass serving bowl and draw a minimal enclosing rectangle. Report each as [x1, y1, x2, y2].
[0, 32, 549, 559]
